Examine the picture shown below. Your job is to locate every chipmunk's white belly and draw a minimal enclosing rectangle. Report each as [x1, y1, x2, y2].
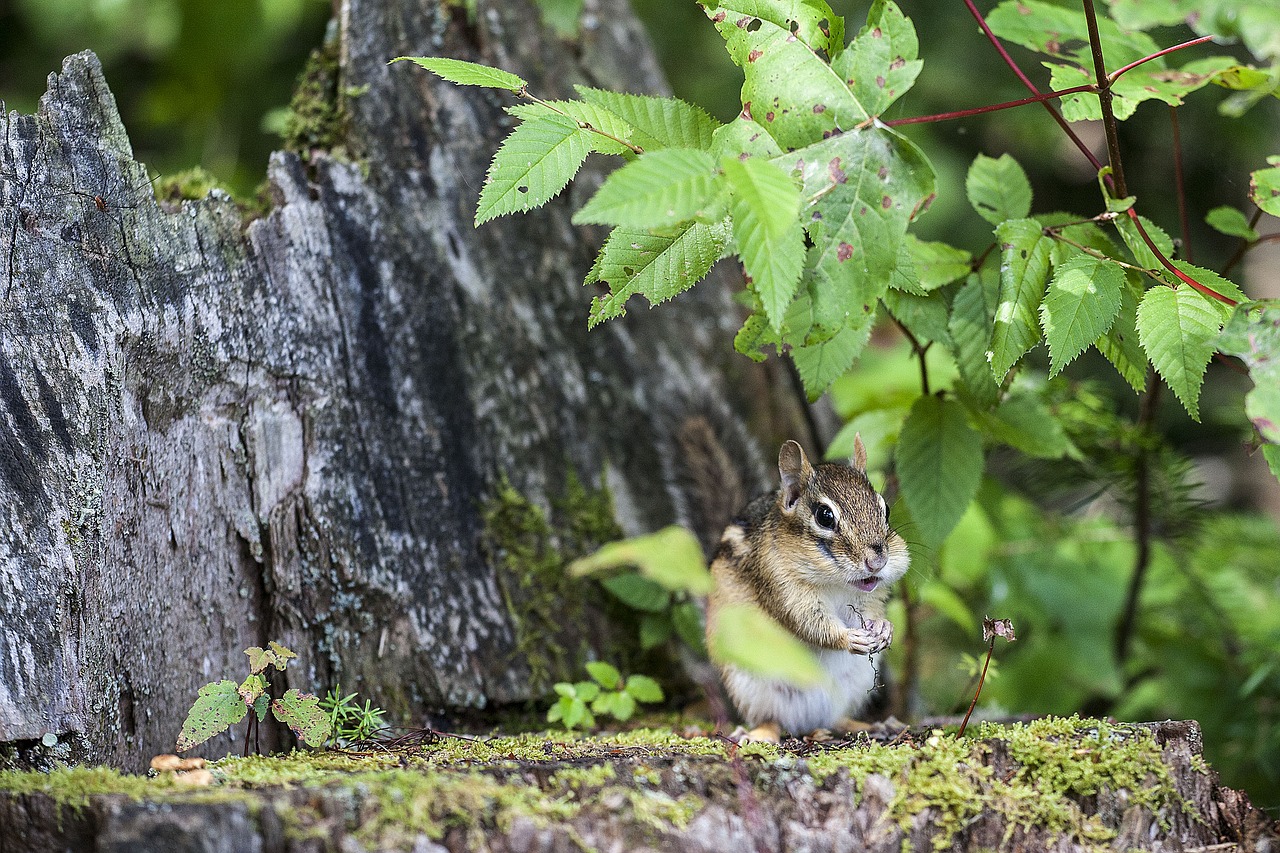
[722, 648, 882, 733]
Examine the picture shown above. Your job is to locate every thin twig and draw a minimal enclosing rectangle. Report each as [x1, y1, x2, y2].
[957, 637, 995, 738]
[1107, 35, 1216, 85]
[884, 84, 1097, 127]
[1170, 106, 1193, 263]
[1082, 0, 1127, 197]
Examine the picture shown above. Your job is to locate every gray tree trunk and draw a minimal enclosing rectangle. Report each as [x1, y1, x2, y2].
[0, 0, 811, 769]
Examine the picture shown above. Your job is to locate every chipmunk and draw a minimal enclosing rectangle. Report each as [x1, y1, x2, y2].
[705, 436, 909, 743]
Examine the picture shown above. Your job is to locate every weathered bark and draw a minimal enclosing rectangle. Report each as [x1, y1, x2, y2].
[0, 0, 811, 769]
[0, 721, 1276, 852]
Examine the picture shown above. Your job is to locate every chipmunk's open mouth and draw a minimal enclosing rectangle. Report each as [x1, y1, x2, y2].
[853, 576, 880, 592]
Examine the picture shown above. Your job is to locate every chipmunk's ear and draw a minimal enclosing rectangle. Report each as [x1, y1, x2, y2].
[778, 440, 812, 511]
[851, 433, 867, 474]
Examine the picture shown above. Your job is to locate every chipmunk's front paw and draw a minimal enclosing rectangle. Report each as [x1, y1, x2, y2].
[846, 618, 893, 655]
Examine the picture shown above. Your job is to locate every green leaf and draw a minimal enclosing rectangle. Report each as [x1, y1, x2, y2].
[979, 392, 1070, 459]
[391, 57, 527, 92]
[709, 603, 826, 687]
[538, 0, 584, 38]
[1040, 253, 1125, 376]
[272, 689, 332, 748]
[639, 613, 674, 650]
[948, 272, 1001, 408]
[1113, 213, 1173, 271]
[585, 661, 623, 690]
[237, 673, 266, 708]
[704, 0, 868, 150]
[508, 101, 637, 156]
[986, 1, 1159, 68]
[783, 128, 936, 339]
[575, 681, 601, 702]
[605, 690, 637, 721]
[1137, 286, 1230, 421]
[671, 601, 707, 654]
[907, 235, 971, 291]
[827, 408, 904, 466]
[791, 317, 874, 400]
[476, 113, 591, 225]
[1166, 260, 1248, 305]
[1095, 275, 1148, 393]
[834, 0, 923, 117]
[966, 153, 1032, 226]
[1205, 205, 1260, 241]
[586, 219, 731, 327]
[1264, 444, 1280, 482]
[553, 682, 576, 699]
[624, 674, 665, 704]
[1251, 157, 1280, 216]
[897, 395, 984, 544]
[991, 218, 1053, 379]
[918, 578, 977, 633]
[1215, 300, 1280, 443]
[711, 116, 785, 160]
[176, 680, 248, 752]
[724, 156, 805, 330]
[569, 525, 713, 595]
[600, 572, 672, 612]
[883, 288, 950, 345]
[575, 87, 720, 151]
[573, 149, 722, 228]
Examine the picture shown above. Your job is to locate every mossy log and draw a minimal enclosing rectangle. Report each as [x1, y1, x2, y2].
[0, 0, 809, 770]
[0, 719, 1276, 852]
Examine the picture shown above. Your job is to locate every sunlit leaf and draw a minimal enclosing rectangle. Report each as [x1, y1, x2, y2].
[991, 218, 1052, 379]
[575, 86, 720, 151]
[724, 155, 805, 330]
[966, 153, 1032, 226]
[1137, 285, 1230, 421]
[176, 681, 248, 753]
[391, 56, 526, 91]
[709, 603, 826, 687]
[569, 525, 713, 594]
[573, 148, 722, 228]
[1215, 300, 1280, 443]
[897, 395, 984, 544]
[476, 113, 591, 225]
[1040, 253, 1125, 376]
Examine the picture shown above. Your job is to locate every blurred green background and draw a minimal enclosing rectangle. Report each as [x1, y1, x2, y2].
[2, 0, 1277, 815]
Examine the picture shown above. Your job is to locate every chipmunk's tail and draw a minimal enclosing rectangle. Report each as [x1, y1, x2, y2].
[661, 406, 769, 557]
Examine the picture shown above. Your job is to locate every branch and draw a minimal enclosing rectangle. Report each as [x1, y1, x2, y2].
[1106, 35, 1216, 85]
[1082, 0, 1127, 197]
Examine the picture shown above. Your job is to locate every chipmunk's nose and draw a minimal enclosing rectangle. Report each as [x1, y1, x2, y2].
[865, 543, 887, 572]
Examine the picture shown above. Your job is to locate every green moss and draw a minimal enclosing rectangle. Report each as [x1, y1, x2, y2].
[481, 470, 624, 692]
[280, 40, 348, 162]
[0, 718, 1195, 850]
[154, 167, 221, 203]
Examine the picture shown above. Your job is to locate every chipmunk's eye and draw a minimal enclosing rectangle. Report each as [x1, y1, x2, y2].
[814, 502, 836, 530]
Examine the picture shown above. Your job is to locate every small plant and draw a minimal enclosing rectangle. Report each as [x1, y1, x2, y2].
[319, 686, 388, 746]
[176, 641, 331, 755]
[546, 661, 664, 730]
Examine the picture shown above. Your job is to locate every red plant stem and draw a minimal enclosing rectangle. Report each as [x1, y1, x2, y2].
[957, 638, 995, 737]
[1107, 35, 1216, 84]
[1170, 106, 1192, 264]
[962, 0, 1236, 306]
[884, 85, 1098, 127]
[961, 0, 1104, 172]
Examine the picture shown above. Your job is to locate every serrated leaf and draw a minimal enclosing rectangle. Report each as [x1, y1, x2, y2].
[586, 219, 730, 327]
[711, 116, 785, 160]
[1040, 253, 1125, 376]
[1205, 205, 1260, 241]
[991, 218, 1053, 379]
[244, 646, 272, 674]
[575, 87, 720, 151]
[1113, 213, 1173, 271]
[897, 395, 984, 544]
[966, 153, 1032, 226]
[948, 272, 1001, 408]
[724, 156, 805, 330]
[709, 603, 825, 687]
[508, 101, 637, 156]
[986, 1, 1158, 68]
[784, 128, 936, 335]
[272, 689, 331, 748]
[574, 149, 722, 228]
[569, 525, 712, 595]
[585, 661, 623, 690]
[1096, 275, 1148, 393]
[1251, 158, 1280, 216]
[625, 674, 665, 704]
[600, 572, 672, 612]
[1137, 286, 1230, 420]
[834, 0, 922, 116]
[1215, 300, 1280, 442]
[792, 317, 874, 400]
[1165, 260, 1248, 304]
[176, 681, 248, 752]
[391, 57, 527, 91]
[238, 673, 266, 707]
[476, 113, 591, 225]
[979, 392, 1070, 459]
[907, 235, 971, 290]
[883, 288, 950, 345]
[704, 0, 868, 150]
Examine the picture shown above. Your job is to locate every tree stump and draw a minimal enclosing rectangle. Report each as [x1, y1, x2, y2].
[0, 0, 810, 769]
